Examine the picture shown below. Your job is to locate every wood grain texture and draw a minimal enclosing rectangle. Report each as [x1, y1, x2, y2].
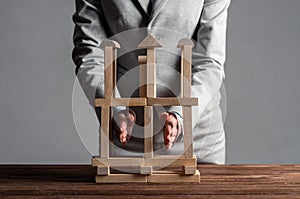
[183, 106, 193, 158]
[100, 107, 110, 158]
[95, 98, 147, 107]
[147, 97, 198, 106]
[0, 165, 300, 198]
[138, 55, 147, 97]
[144, 106, 153, 158]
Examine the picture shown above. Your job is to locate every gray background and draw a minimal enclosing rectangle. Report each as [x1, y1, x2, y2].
[0, 0, 299, 164]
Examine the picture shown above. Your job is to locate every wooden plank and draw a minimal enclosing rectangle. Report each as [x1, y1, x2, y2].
[183, 106, 193, 158]
[96, 174, 147, 183]
[113, 49, 117, 98]
[147, 170, 200, 183]
[104, 46, 114, 99]
[147, 97, 198, 106]
[144, 156, 197, 167]
[100, 107, 110, 158]
[139, 55, 147, 97]
[147, 48, 156, 98]
[92, 157, 144, 167]
[95, 98, 147, 107]
[144, 106, 153, 158]
[181, 47, 192, 97]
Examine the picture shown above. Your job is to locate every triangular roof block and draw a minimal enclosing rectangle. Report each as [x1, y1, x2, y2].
[137, 34, 162, 49]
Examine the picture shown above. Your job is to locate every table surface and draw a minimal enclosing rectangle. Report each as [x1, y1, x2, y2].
[0, 165, 300, 198]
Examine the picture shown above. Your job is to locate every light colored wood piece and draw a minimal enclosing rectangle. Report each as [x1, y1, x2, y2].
[181, 46, 193, 97]
[183, 106, 193, 158]
[183, 166, 197, 175]
[147, 97, 198, 106]
[95, 98, 147, 107]
[144, 106, 153, 158]
[177, 38, 194, 48]
[140, 166, 153, 175]
[96, 174, 147, 183]
[97, 166, 110, 176]
[138, 55, 147, 97]
[104, 46, 114, 99]
[147, 170, 200, 183]
[177, 38, 194, 98]
[100, 107, 110, 158]
[147, 48, 156, 98]
[113, 49, 117, 98]
[92, 157, 144, 167]
[144, 156, 197, 167]
[100, 40, 121, 49]
[137, 34, 162, 49]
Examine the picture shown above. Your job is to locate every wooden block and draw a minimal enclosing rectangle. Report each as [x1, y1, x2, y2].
[104, 47, 114, 99]
[113, 49, 117, 98]
[140, 166, 153, 175]
[177, 38, 194, 98]
[177, 38, 195, 48]
[95, 98, 147, 107]
[147, 48, 156, 98]
[97, 166, 110, 176]
[147, 170, 200, 183]
[147, 97, 198, 106]
[138, 55, 147, 63]
[144, 156, 197, 167]
[183, 166, 197, 175]
[183, 106, 193, 158]
[100, 107, 110, 158]
[137, 34, 162, 49]
[96, 174, 147, 183]
[139, 55, 147, 97]
[92, 157, 144, 167]
[100, 40, 121, 49]
[144, 106, 153, 158]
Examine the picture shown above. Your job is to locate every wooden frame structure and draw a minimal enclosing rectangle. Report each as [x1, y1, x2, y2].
[92, 35, 200, 183]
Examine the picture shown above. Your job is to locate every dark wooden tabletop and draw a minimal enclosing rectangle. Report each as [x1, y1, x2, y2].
[0, 165, 300, 198]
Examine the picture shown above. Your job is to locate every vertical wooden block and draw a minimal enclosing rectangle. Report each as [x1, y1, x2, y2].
[147, 49, 156, 98]
[100, 107, 110, 158]
[113, 49, 117, 98]
[183, 106, 193, 158]
[144, 106, 153, 158]
[182, 47, 192, 98]
[104, 47, 114, 99]
[139, 55, 147, 97]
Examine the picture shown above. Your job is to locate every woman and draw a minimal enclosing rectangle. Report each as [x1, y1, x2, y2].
[72, 0, 231, 164]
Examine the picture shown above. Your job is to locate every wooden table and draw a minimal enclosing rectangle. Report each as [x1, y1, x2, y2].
[0, 165, 300, 198]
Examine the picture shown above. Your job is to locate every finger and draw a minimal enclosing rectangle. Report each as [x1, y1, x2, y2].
[160, 112, 169, 125]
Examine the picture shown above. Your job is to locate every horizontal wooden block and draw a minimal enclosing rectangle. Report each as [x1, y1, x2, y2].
[138, 55, 147, 63]
[147, 170, 200, 183]
[95, 98, 147, 107]
[183, 166, 197, 175]
[97, 166, 110, 176]
[96, 174, 147, 183]
[140, 166, 153, 175]
[147, 97, 198, 106]
[92, 157, 144, 167]
[144, 156, 197, 168]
